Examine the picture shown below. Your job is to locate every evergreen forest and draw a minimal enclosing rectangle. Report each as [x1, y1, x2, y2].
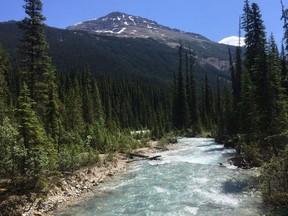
[0, 0, 288, 211]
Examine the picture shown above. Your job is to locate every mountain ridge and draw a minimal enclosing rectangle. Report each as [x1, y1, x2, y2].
[66, 11, 210, 46]
[0, 17, 238, 87]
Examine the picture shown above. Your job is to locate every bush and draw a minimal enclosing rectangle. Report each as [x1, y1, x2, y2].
[242, 142, 263, 167]
[261, 146, 288, 207]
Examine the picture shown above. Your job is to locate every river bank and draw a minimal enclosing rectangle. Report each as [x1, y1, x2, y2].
[0, 141, 175, 216]
[54, 138, 263, 216]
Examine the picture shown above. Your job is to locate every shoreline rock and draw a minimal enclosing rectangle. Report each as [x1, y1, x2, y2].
[1, 141, 175, 215]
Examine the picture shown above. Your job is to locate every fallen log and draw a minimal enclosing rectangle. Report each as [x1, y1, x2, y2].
[147, 155, 162, 160]
[129, 153, 161, 160]
[129, 153, 149, 159]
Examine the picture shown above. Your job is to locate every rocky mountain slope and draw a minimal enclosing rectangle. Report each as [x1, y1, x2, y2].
[67, 12, 209, 47]
[0, 13, 240, 86]
[67, 12, 239, 73]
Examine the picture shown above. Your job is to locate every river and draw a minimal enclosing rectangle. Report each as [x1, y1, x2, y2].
[54, 138, 264, 216]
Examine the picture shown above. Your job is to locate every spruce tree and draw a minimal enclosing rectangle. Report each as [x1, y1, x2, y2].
[242, 2, 269, 139]
[18, 0, 59, 129]
[223, 85, 233, 135]
[172, 42, 188, 129]
[17, 83, 55, 187]
[240, 69, 256, 142]
[281, 0, 288, 55]
[215, 77, 223, 136]
[281, 0, 288, 94]
[204, 73, 213, 129]
[187, 48, 200, 133]
[266, 35, 288, 148]
[0, 45, 9, 121]
[92, 80, 104, 121]
[65, 78, 85, 134]
[185, 51, 191, 126]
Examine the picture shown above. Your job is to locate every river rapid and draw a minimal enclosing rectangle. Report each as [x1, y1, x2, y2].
[54, 138, 264, 216]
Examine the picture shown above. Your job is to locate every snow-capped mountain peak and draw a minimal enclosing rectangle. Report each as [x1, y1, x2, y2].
[66, 12, 209, 43]
[218, 36, 245, 47]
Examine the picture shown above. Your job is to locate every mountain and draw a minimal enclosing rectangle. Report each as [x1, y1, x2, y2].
[0, 21, 179, 84]
[0, 15, 239, 88]
[67, 12, 209, 47]
[66, 12, 241, 75]
[219, 36, 245, 47]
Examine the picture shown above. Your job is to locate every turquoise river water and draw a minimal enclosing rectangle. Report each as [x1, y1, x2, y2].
[54, 138, 265, 216]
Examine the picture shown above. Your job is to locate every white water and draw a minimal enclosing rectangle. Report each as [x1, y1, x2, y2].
[54, 138, 263, 216]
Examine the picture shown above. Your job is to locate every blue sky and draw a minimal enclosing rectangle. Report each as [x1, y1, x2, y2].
[0, 0, 285, 45]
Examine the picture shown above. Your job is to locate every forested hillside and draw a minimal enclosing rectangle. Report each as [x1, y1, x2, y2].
[1, 0, 287, 213]
[0, 20, 234, 86]
[0, 0, 236, 197]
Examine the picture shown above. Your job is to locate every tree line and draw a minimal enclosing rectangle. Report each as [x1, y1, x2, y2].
[171, 0, 288, 208]
[1, 0, 287, 210]
[236, 0, 288, 208]
[0, 0, 173, 192]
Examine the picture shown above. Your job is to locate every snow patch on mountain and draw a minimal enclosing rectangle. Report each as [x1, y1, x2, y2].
[117, 27, 126, 34]
[73, 22, 83, 27]
[218, 36, 245, 47]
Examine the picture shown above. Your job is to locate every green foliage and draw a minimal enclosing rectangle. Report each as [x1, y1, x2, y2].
[0, 117, 26, 181]
[158, 132, 177, 148]
[261, 146, 288, 207]
[242, 142, 262, 167]
[0, 44, 10, 121]
[58, 131, 83, 172]
[16, 83, 57, 188]
[18, 0, 60, 138]
[172, 43, 188, 130]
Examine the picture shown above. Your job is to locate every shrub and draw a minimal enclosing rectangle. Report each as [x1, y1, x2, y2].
[261, 146, 288, 207]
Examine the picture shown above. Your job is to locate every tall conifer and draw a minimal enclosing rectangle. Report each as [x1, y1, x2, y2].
[18, 0, 59, 130]
[172, 42, 187, 129]
[0, 45, 9, 121]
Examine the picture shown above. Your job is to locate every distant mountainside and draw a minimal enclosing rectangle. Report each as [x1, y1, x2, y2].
[0, 15, 240, 86]
[66, 12, 240, 74]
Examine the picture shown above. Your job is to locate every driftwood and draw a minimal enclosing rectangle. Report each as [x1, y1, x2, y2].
[129, 153, 162, 160]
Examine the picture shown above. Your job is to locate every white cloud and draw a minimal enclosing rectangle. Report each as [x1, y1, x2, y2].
[218, 36, 245, 47]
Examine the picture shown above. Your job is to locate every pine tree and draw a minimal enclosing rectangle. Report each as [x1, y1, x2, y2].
[65, 78, 85, 134]
[204, 73, 214, 129]
[18, 0, 59, 128]
[265, 35, 288, 148]
[280, 43, 287, 81]
[0, 44, 9, 121]
[215, 77, 224, 136]
[242, 0, 254, 71]
[223, 85, 233, 135]
[240, 69, 256, 142]
[185, 51, 191, 125]
[172, 42, 188, 129]
[235, 22, 243, 105]
[92, 80, 104, 121]
[16, 83, 56, 187]
[281, 0, 288, 55]
[187, 48, 200, 133]
[242, 2, 269, 139]
[281, 0, 288, 94]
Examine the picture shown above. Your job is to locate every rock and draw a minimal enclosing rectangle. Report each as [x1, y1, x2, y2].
[34, 211, 42, 216]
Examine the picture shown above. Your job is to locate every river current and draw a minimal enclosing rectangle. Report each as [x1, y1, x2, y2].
[55, 138, 263, 216]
